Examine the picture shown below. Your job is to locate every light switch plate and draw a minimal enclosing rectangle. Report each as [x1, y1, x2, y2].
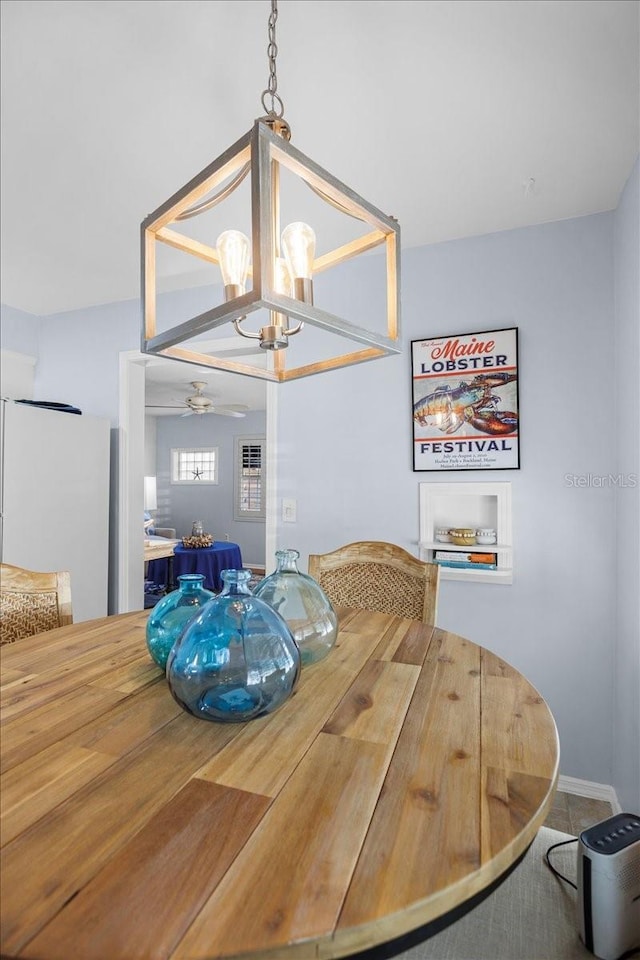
[282, 498, 297, 523]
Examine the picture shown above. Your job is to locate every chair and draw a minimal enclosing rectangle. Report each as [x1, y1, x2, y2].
[153, 527, 177, 539]
[0, 563, 73, 645]
[308, 541, 440, 624]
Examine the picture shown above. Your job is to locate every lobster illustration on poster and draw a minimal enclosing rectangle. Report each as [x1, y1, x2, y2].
[412, 327, 520, 471]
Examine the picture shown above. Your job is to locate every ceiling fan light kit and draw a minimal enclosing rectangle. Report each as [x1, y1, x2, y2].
[140, 0, 400, 383]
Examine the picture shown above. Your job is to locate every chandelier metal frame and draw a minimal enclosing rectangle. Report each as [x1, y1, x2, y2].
[140, 2, 400, 382]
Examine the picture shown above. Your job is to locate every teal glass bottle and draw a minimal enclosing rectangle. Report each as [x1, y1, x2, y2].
[166, 568, 301, 723]
[253, 549, 338, 666]
[146, 574, 215, 670]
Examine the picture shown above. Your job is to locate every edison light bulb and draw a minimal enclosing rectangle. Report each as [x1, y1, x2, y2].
[281, 222, 315, 279]
[281, 222, 315, 304]
[216, 230, 250, 298]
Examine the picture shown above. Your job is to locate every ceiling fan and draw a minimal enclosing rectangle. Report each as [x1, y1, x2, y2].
[146, 381, 248, 418]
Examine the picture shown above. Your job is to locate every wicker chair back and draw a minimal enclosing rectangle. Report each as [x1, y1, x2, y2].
[308, 541, 439, 624]
[0, 563, 73, 644]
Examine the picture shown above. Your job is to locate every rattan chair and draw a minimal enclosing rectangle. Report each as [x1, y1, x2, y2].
[0, 563, 73, 645]
[308, 541, 440, 624]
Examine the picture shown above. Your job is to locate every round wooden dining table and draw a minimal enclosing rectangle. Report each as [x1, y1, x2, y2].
[0, 607, 558, 960]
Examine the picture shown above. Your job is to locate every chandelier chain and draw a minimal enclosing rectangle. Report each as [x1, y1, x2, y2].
[260, 0, 285, 119]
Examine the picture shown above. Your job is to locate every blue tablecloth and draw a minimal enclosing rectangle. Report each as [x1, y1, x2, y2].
[147, 541, 243, 592]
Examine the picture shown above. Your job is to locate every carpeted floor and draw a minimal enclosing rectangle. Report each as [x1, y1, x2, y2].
[544, 790, 614, 834]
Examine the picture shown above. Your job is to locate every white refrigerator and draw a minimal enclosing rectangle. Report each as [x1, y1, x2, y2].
[0, 399, 110, 622]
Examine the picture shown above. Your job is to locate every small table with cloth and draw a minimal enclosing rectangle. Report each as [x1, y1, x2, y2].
[168, 541, 243, 591]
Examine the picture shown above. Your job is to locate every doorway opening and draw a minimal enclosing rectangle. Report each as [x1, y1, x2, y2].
[117, 343, 277, 613]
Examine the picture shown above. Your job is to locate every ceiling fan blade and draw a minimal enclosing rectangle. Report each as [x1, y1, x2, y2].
[145, 404, 184, 409]
[210, 408, 246, 418]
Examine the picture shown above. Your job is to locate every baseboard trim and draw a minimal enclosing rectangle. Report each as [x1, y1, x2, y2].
[558, 775, 622, 813]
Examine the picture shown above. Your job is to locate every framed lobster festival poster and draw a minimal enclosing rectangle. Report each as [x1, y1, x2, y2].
[411, 327, 520, 471]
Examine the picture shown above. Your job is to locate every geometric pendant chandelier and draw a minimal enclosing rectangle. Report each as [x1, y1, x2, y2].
[141, 0, 401, 382]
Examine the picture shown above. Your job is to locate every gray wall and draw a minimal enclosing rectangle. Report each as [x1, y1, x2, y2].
[0, 304, 39, 357]
[155, 411, 267, 566]
[26, 287, 224, 423]
[613, 157, 640, 812]
[274, 211, 621, 789]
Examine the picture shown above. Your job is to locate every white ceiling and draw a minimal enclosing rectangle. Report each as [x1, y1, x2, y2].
[1, 0, 638, 410]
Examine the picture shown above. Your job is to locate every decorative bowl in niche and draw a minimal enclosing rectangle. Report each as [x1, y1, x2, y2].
[448, 528, 476, 545]
[476, 528, 497, 544]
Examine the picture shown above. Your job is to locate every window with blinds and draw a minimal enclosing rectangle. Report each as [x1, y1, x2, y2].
[234, 437, 265, 521]
[171, 447, 218, 484]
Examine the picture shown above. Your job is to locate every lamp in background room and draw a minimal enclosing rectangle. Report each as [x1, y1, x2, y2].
[144, 476, 157, 534]
[141, 0, 400, 382]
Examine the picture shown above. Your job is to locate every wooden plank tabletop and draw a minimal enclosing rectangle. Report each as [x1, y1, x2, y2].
[0, 607, 559, 960]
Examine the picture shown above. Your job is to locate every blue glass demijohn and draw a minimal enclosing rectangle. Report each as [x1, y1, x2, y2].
[146, 574, 215, 670]
[253, 549, 338, 666]
[166, 568, 301, 723]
